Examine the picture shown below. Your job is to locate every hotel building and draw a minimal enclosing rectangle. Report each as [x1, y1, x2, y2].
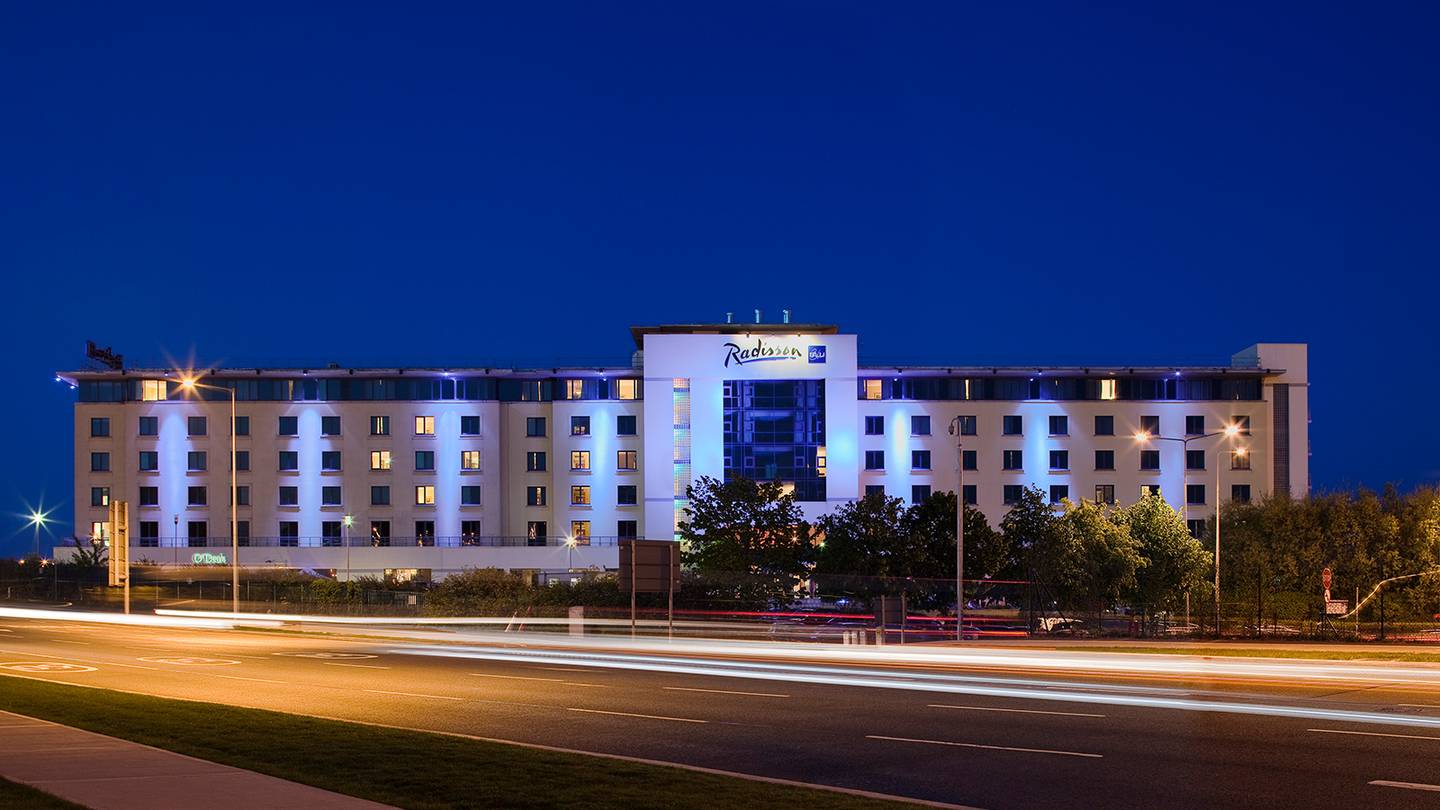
[59, 321, 1308, 579]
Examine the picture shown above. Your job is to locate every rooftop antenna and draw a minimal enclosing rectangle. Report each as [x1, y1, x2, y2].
[782, 309, 791, 324]
[725, 312, 733, 324]
[754, 308, 762, 324]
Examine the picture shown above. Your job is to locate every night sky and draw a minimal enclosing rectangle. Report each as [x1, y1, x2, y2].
[2, 3, 1437, 556]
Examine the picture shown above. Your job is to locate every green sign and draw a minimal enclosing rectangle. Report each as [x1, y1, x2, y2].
[191, 552, 228, 566]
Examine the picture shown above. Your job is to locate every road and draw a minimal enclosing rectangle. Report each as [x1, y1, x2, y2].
[3, 613, 1440, 809]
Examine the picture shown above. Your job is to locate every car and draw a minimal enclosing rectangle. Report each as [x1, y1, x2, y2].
[1036, 617, 1089, 637]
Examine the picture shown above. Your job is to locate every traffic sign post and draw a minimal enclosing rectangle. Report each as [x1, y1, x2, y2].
[107, 500, 130, 615]
[618, 539, 681, 638]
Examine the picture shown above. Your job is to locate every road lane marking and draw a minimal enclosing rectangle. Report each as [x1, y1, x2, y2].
[323, 662, 391, 669]
[867, 735, 1102, 758]
[362, 689, 463, 701]
[471, 673, 566, 683]
[928, 704, 1104, 718]
[1370, 780, 1440, 792]
[0, 662, 97, 674]
[566, 707, 708, 724]
[274, 652, 378, 660]
[0, 649, 163, 671]
[664, 686, 790, 699]
[138, 656, 241, 666]
[529, 665, 604, 673]
[1308, 728, 1440, 742]
[1398, 703, 1440, 709]
[212, 674, 289, 684]
[53, 640, 91, 645]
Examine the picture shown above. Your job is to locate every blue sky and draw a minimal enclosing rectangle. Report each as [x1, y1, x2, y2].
[2, 2, 1437, 555]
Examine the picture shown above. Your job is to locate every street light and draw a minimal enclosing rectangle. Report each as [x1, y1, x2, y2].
[27, 509, 49, 558]
[343, 514, 355, 583]
[564, 535, 578, 571]
[947, 417, 965, 642]
[179, 374, 240, 613]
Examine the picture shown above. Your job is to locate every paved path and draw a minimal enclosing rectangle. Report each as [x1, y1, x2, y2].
[0, 710, 391, 810]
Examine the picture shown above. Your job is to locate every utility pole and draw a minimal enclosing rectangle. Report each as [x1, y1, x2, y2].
[948, 417, 965, 641]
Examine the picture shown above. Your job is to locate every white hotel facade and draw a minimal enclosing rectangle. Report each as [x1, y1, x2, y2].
[61, 322, 1308, 579]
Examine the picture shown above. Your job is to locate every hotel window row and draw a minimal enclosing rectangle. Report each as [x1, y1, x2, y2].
[861, 413, 1250, 437]
[80, 377, 644, 403]
[859, 448, 1251, 472]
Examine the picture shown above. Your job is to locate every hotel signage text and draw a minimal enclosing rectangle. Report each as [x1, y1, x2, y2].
[723, 339, 828, 368]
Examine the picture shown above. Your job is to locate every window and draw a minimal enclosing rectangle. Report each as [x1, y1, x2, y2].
[1050, 485, 1069, 504]
[617, 450, 638, 471]
[233, 416, 249, 436]
[1003, 485, 1024, 505]
[1003, 415, 1023, 436]
[141, 379, 167, 401]
[911, 415, 931, 436]
[1094, 415, 1114, 436]
[90, 486, 110, 507]
[912, 485, 931, 504]
[370, 450, 392, 471]
[278, 450, 298, 471]
[864, 415, 884, 435]
[1141, 484, 1162, 498]
[527, 451, 546, 472]
[911, 450, 931, 470]
[234, 486, 250, 507]
[415, 485, 435, 505]
[90, 521, 109, 541]
[322, 415, 341, 436]
[1231, 484, 1252, 503]
[1095, 484, 1115, 504]
[863, 379, 883, 400]
[279, 522, 299, 546]
[322, 521, 342, 545]
[90, 417, 110, 437]
[461, 415, 481, 435]
[461, 485, 482, 506]
[371, 521, 391, 545]
[1140, 415, 1160, 437]
[617, 520, 638, 539]
[962, 449, 977, 471]
[279, 416, 298, 436]
[139, 451, 158, 472]
[1186, 415, 1205, 436]
[527, 521, 547, 542]
[138, 416, 157, 436]
[414, 415, 435, 435]
[188, 486, 207, 507]
[1049, 450, 1068, 470]
[370, 415, 390, 436]
[1231, 451, 1251, 471]
[615, 379, 639, 400]
[1233, 415, 1252, 435]
[322, 451, 342, 471]
[235, 450, 250, 471]
[90, 452, 110, 472]
[461, 450, 481, 470]
[1186, 450, 1205, 471]
[187, 451, 206, 472]
[617, 414, 637, 436]
[571, 485, 591, 505]
[962, 484, 977, 505]
[415, 521, 435, 542]
[371, 486, 390, 506]
[526, 486, 547, 506]
[1003, 449, 1023, 470]
[461, 520, 483, 543]
[415, 450, 435, 471]
[566, 379, 584, 400]
[617, 485, 637, 505]
[1099, 378, 1118, 400]
[139, 521, 159, 544]
[188, 521, 208, 546]
[1187, 484, 1206, 505]
[864, 450, 884, 470]
[570, 520, 591, 540]
[322, 486, 342, 507]
[571, 416, 591, 436]
[1095, 450, 1115, 470]
[185, 416, 205, 436]
[571, 450, 591, 471]
[139, 486, 158, 506]
[865, 485, 885, 498]
[526, 417, 546, 437]
[957, 415, 977, 435]
[278, 486, 298, 506]
[1140, 449, 1160, 471]
[1048, 415, 1068, 436]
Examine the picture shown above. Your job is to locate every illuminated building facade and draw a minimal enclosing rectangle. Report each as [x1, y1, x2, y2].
[59, 322, 1308, 578]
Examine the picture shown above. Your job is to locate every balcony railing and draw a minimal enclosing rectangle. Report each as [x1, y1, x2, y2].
[133, 535, 627, 549]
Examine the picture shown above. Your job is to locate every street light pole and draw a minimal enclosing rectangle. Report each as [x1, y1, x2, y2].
[179, 375, 239, 613]
[343, 514, 354, 583]
[948, 417, 965, 642]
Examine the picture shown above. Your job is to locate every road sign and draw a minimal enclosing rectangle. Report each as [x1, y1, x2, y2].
[617, 540, 681, 593]
[1325, 600, 1348, 616]
[1322, 567, 1332, 590]
[108, 500, 129, 587]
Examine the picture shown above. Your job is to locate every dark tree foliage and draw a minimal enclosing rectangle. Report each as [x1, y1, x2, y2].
[677, 476, 812, 606]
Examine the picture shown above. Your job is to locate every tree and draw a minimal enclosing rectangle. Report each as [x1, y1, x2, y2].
[1001, 486, 1061, 583]
[1115, 492, 1211, 629]
[678, 476, 812, 606]
[814, 492, 908, 579]
[901, 490, 1010, 581]
[1056, 499, 1143, 625]
[68, 535, 108, 569]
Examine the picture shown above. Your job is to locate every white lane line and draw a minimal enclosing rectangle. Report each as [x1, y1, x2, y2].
[1370, 780, 1440, 792]
[1308, 728, 1440, 742]
[363, 689, 463, 701]
[323, 662, 391, 670]
[212, 674, 289, 685]
[867, 735, 1102, 759]
[664, 686, 791, 699]
[566, 707, 708, 724]
[929, 704, 1105, 718]
[529, 665, 604, 673]
[0, 649, 163, 671]
[471, 673, 566, 683]
[53, 640, 91, 645]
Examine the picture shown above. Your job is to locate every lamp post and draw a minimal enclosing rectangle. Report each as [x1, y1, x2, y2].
[565, 535, 577, 571]
[179, 375, 239, 613]
[947, 417, 965, 641]
[343, 513, 354, 583]
[1135, 424, 1242, 635]
[27, 509, 49, 559]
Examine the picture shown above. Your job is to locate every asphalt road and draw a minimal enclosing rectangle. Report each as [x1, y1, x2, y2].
[3, 616, 1440, 809]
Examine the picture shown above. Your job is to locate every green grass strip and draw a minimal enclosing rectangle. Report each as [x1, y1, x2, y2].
[1052, 645, 1440, 663]
[0, 677, 918, 810]
[0, 777, 84, 810]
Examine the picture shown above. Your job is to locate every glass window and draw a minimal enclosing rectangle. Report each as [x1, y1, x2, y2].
[1003, 484, 1024, 505]
[957, 415, 977, 435]
[1099, 378, 1118, 400]
[371, 521, 391, 545]
[91, 452, 110, 472]
[617, 485, 637, 505]
[615, 379, 639, 400]
[234, 486, 249, 507]
[911, 485, 931, 504]
[911, 450, 931, 470]
[370, 415, 390, 436]
[617, 519, 638, 539]
[864, 415, 884, 435]
[1187, 484, 1206, 506]
[371, 486, 390, 506]
[415, 450, 435, 471]
[188, 486, 207, 506]
[1095, 450, 1115, 470]
[527, 451, 546, 472]
[461, 450, 481, 470]
[90, 417, 110, 437]
[90, 486, 110, 507]
[527, 521, 548, 542]
[322, 486, 342, 506]
[461, 485, 481, 506]
[234, 415, 249, 436]
[1231, 484, 1252, 503]
[461, 415, 481, 435]
[1186, 449, 1205, 470]
[616, 450, 637, 471]
[962, 484, 977, 505]
[278, 486, 298, 506]
[322, 451, 342, 471]
[571, 450, 591, 471]
[1095, 484, 1115, 504]
[1233, 415, 1252, 435]
[962, 449, 977, 471]
[1003, 449, 1023, 470]
[865, 485, 885, 498]
[1140, 450, 1160, 471]
[188, 520, 209, 545]
[1050, 485, 1069, 504]
[139, 486, 158, 506]
[1141, 484, 1162, 498]
[141, 379, 167, 401]
[526, 486, 547, 506]
[138, 451, 158, 471]
[1185, 415, 1205, 436]
[322, 415, 341, 436]
[235, 450, 250, 471]
[415, 485, 435, 505]
[864, 450, 884, 470]
[1003, 415, 1023, 435]
[138, 416, 157, 436]
[570, 520, 590, 540]
[1048, 415, 1068, 436]
[279, 522, 299, 544]
[572, 416, 591, 436]
[1140, 415, 1160, 437]
[1094, 415, 1114, 436]
[566, 379, 584, 400]
[1049, 450, 1068, 470]
[911, 415, 931, 436]
[278, 450, 298, 471]
[571, 485, 591, 505]
[1231, 450, 1251, 470]
[526, 417, 546, 437]
[322, 521, 342, 544]
[370, 450, 392, 470]
[414, 415, 435, 435]
[187, 416, 206, 436]
[187, 451, 206, 472]
[278, 416, 298, 436]
[863, 379, 882, 400]
[617, 415, 637, 435]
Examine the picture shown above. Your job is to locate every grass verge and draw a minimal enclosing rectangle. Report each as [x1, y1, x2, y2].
[0, 778, 83, 810]
[1052, 645, 1440, 663]
[0, 676, 918, 810]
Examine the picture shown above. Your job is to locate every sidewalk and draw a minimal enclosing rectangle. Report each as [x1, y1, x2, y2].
[0, 711, 392, 810]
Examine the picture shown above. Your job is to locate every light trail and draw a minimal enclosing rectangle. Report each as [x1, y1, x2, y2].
[0, 606, 274, 631]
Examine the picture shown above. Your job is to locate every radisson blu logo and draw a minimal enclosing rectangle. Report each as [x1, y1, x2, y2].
[723, 339, 803, 367]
